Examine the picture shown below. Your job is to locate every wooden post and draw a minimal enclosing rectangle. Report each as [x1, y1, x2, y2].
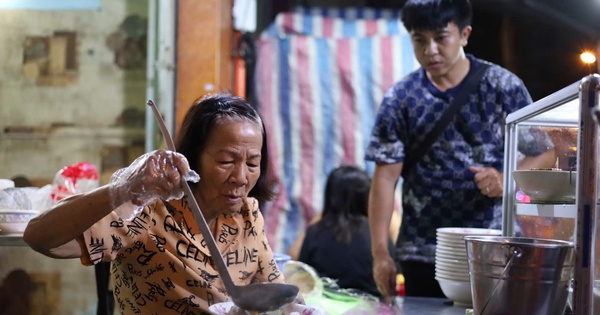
[175, 0, 234, 133]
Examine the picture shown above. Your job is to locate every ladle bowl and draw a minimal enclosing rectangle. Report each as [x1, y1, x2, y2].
[148, 100, 299, 312]
[230, 283, 300, 312]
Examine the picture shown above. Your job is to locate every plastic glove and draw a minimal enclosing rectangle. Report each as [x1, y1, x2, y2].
[108, 150, 199, 221]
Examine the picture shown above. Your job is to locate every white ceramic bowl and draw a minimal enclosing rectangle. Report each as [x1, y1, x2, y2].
[436, 277, 472, 306]
[436, 272, 469, 282]
[437, 233, 470, 241]
[435, 265, 470, 276]
[435, 264, 470, 275]
[437, 227, 502, 238]
[435, 271, 470, 281]
[435, 271, 470, 282]
[0, 210, 39, 235]
[437, 239, 468, 248]
[436, 247, 468, 258]
[435, 258, 469, 269]
[435, 273, 470, 283]
[435, 256, 468, 264]
[435, 256, 468, 265]
[512, 169, 576, 203]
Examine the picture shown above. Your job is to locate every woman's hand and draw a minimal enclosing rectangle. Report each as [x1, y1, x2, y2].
[109, 150, 197, 208]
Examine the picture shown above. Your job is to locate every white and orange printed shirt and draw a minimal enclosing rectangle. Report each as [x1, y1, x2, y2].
[81, 197, 283, 315]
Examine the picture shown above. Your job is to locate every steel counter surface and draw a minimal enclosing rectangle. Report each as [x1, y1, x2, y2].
[0, 235, 27, 246]
[393, 297, 468, 315]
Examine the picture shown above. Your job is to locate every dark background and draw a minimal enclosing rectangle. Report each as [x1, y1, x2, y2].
[255, 0, 599, 101]
[468, 0, 598, 101]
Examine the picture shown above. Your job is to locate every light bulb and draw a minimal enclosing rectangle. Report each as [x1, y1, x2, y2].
[581, 52, 597, 64]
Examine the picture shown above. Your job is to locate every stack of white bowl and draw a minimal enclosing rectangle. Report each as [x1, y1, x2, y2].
[435, 227, 502, 306]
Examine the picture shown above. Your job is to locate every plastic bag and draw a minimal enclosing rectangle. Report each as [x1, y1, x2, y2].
[51, 162, 100, 204]
[108, 150, 199, 221]
[0, 185, 53, 211]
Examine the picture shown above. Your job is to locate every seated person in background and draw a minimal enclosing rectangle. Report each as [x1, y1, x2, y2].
[23, 93, 287, 314]
[287, 197, 401, 261]
[297, 165, 393, 297]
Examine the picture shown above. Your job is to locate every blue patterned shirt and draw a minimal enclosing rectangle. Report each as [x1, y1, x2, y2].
[365, 55, 553, 263]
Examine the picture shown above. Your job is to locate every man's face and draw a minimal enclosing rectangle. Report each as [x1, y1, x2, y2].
[409, 22, 471, 79]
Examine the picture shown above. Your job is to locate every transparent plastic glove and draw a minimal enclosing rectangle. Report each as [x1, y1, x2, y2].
[108, 150, 200, 221]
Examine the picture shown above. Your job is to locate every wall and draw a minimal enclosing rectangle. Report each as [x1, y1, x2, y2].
[0, 1, 148, 314]
[0, 0, 147, 184]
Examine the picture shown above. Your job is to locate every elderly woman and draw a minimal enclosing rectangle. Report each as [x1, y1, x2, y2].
[24, 93, 285, 314]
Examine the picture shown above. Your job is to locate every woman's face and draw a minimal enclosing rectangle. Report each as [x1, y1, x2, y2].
[195, 118, 263, 217]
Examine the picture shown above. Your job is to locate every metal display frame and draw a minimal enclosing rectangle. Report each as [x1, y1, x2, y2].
[502, 74, 600, 315]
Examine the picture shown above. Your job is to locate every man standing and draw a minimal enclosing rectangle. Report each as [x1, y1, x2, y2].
[365, 0, 556, 299]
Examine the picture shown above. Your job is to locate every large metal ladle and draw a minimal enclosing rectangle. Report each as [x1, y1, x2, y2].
[147, 100, 299, 312]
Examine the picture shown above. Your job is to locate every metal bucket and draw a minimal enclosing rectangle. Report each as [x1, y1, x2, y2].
[464, 236, 574, 315]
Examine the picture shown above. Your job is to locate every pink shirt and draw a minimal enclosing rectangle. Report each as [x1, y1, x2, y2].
[81, 197, 283, 314]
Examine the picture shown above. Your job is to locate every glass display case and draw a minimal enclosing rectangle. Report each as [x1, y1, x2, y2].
[503, 80, 580, 240]
[502, 74, 600, 314]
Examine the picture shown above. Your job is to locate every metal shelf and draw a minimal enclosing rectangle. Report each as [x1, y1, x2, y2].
[515, 203, 577, 219]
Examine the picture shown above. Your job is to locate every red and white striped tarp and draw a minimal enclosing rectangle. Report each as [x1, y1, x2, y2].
[254, 7, 420, 253]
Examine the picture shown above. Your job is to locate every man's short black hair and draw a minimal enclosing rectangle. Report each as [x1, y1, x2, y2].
[401, 0, 472, 32]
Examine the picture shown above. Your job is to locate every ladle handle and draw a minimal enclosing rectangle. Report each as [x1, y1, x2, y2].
[147, 100, 236, 290]
[479, 246, 522, 315]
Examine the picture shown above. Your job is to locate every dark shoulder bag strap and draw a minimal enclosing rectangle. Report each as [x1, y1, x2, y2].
[401, 63, 490, 178]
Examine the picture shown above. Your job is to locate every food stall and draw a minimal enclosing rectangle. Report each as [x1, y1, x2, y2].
[2, 76, 598, 315]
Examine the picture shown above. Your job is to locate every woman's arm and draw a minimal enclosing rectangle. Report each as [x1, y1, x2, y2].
[23, 186, 114, 258]
[24, 149, 191, 259]
[517, 148, 557, 170]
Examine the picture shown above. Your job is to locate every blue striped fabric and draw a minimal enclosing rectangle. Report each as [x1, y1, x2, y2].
[262, 7, 406, 39]
[293, 6, 402, 19]
[255, 7, 420, 252]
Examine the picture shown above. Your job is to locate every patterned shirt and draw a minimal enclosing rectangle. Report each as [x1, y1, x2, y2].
[81, 197, 283, 315]
[365, 55, 554, 263]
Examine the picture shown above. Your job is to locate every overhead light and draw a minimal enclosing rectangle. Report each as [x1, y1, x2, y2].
[580, 51, 597, 64]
